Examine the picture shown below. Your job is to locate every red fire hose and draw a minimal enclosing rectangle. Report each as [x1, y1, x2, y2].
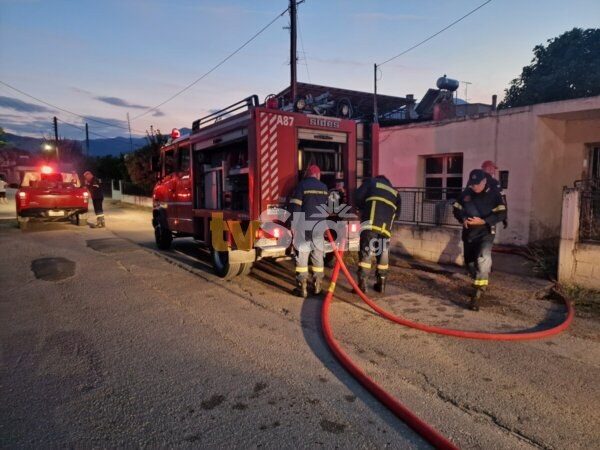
[326, 231, 573, 341]
[321, 231, 573, 448]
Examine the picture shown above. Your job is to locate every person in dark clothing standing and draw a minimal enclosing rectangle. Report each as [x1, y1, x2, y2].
[288, 164, 329, 297]
[481, 160, 508, 229]
[83, 170, 105, 228]
[453, 169, 507, 311]
[355, 175, 401, 295]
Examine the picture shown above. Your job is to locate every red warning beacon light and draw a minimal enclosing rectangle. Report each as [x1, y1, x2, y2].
[171, 128, 181, 140]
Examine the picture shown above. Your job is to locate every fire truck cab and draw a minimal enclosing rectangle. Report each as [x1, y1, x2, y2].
[153, 94, 374, 278]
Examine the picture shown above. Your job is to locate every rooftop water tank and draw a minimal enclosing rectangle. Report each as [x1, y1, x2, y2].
[436, 75, 459, 92]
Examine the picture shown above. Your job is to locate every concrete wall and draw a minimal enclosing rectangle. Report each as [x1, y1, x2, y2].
[390, 224, 464, 266]
[379, 95, 600, 246]
[571, 243, 600, 290]
[558, 188, 600, 290]
[121, 194, 153, 208]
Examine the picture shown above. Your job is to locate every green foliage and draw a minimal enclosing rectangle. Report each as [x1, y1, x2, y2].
[124, 128, 166, 192]
[499, 28, 600, 108]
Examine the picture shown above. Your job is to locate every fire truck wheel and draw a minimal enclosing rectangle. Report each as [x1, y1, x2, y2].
[211, 249, 242, 279]
[154, 222, 173, 250]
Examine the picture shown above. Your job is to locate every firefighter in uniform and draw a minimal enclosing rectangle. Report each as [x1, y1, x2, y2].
[355, 175, 401, 295]
[83, 170, 105, 228]
[453, 169, 507, 311]
[288, 164, 329, 297]
[481, 160, 508, 229]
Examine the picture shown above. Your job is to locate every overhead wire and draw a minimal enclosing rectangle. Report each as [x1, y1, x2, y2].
[55, 117, 113, 140]
[377, 0, 492, 67]
[0, 79, 146, 134]
[131, 6, 290, 120]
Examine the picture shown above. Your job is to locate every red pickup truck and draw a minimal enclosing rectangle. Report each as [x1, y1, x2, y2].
[16, 166, 89, 230]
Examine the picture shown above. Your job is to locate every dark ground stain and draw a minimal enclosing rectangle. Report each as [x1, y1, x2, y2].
[451, 314, 464, 319]
[254, 382, 268, 393]
[259, 421, 281, 431]
[183, 433, 201, 442]
[402, 308, 421, 314]
[320, 419, 346, 434]
[200, 395, 225, 410]
[86, 238, 139, 254]
[232, 403, 248, 410]
[31, 257, 76, 281]
[344, 395, 357, 403]
[307, 398, 320, 405]
[545, 341, 557, 346]
[250, 381, 268, 399]
[374, 349, 387, 358]
[318, 376, 328, 383]
[436, 306, 447, 312]
[483, 377, 493, 382]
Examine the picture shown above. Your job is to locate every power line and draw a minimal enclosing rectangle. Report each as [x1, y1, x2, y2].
[55, 117, 112, 139]
[132, 6, 290, 120]
[0, 79, 146, 134]
[297, 13, 311, 82]
[377, 0, 492, 67]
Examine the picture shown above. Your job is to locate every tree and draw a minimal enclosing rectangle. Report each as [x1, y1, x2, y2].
[124, 128, 166, 192]
[0, 127, 6, 147]
[499, 28, 600, 109]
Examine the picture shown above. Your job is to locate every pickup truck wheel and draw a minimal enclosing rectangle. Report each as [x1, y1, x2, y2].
[76, 213, 88, 226]
[154, 222, 173, 250]
[211, 248, 241, 279]
[17, 216, 28, 230]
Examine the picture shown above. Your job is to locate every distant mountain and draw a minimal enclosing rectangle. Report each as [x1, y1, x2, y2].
[4, 132, 147, 156]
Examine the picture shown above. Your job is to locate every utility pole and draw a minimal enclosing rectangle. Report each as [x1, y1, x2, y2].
[126, 112, 133, 153]
[373, 64, 378, 123]
[289, 0, 297, 102]
[85, 122, 90, 156]
[53, 116, 60, 162]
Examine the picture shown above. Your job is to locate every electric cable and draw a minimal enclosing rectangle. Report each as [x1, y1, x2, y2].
[378, 0, 492, 67]
[131, 6, 290, 120]
[56, 117, 112, 139]
[0, 80, 146, 134]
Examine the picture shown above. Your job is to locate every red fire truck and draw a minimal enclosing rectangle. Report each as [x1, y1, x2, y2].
[152, 94, 377, 278]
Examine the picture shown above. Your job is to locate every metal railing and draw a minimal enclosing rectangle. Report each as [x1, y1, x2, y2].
[580, 189, 600, 243]
[395, 187, 461, 227]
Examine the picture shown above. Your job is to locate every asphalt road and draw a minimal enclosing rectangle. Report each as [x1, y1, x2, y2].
[1, 200, 599, 449]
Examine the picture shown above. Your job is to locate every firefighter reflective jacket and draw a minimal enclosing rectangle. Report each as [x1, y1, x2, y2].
[288, 176, 329, 220]
[356, 176, 401, 238]
[452, 186, 506, 240]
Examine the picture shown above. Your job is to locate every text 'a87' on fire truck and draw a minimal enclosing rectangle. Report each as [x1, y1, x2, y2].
[152, 94, 372, 279]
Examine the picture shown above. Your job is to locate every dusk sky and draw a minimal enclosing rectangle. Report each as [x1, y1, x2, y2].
[1, 0, 599, 140]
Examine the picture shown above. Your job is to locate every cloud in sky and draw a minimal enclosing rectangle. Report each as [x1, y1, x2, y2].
[152, 110, 165, 117]
[0, 96, 55, 113]
[95, 96, 150, 110]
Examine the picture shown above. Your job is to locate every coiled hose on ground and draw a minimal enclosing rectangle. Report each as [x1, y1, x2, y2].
[321, 230, 573, 449]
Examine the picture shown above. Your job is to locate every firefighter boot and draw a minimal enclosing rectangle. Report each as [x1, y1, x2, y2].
[313, 277, 322, 295]
[469, 286, 486, 311]
[357, 277, 368, 294]
[374, 275, 387, 294]
[96, 216, 105, 228]
[293, 279, 308, 298]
